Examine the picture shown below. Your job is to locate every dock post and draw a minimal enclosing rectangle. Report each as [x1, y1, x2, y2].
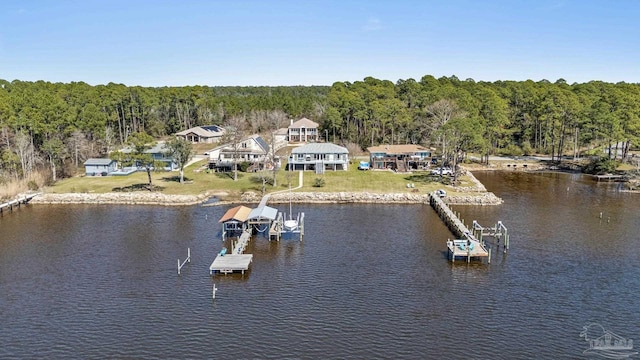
[188, 248, 191, 263]
[212, 284, 217, 300]
[178, 259, 181, 275]
[488, 247, 491, 264]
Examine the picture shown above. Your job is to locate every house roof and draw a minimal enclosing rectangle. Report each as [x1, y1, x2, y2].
[248, 205, 278, 221]
[251, 135, 270, 153]
[120, 142, 169, 154]
[292, 142, 348, 154]
[274, 128, 288, 136]
[218, 205, 253, 223]
[367, 144, 430, 154]
[84, 158, 115, 166]
[289, 117, 319, 129]
[175, 125, 225, 138]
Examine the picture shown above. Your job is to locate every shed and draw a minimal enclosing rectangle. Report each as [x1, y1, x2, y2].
[84, 158, 116, 176]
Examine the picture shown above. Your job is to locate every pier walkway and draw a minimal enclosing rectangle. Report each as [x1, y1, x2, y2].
[428, 192, 491, 262]
[0, 193, 41, 214]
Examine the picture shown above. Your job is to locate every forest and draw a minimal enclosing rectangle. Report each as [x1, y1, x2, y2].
[1, 75, 639, 190]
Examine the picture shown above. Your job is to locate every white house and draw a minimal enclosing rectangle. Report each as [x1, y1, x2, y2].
[287, 118, 319, 143]
[209, 135, 270, 171]
[288, 143, 349, 172]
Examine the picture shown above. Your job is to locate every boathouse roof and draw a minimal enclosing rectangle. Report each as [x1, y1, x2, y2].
[247, 205, 278, 221]
[218, 205, 253, 223]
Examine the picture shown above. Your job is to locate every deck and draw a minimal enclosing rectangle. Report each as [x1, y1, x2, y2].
[209, 254, 254, 274]
[446, 239, 489, 262]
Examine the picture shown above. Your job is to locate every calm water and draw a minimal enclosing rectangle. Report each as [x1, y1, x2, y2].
[1, 172, 639, 359]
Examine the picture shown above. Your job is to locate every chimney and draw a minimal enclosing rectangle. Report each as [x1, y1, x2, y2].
[290, 119, 294, 126]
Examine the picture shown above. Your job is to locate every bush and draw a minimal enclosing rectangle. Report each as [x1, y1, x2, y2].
[521, 141, 533, 156]
[499, 144, 523, 156]
[239, 162, 251, 172]
[313, 177, 326, 187]
[582, 157, 618, 175]
[27, 180, 39, 191]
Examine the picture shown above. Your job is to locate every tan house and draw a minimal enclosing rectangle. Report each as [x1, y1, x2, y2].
[367, 144, 433, 172]
[288, 118, 319, 143]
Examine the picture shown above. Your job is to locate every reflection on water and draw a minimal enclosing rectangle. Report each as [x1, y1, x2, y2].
[0, 172, 639, 358]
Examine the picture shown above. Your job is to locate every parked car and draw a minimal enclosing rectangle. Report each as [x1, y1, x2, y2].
[358, 161, 370, 170]
[431, 167, 453, 176]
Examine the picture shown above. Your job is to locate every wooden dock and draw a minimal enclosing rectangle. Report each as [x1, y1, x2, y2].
[0, 193, 41, 214]
[210, 230, 254, 274]
[592, 174, 624, 182]
[209, 254, 253, 275]
[429, 192, 491, 262]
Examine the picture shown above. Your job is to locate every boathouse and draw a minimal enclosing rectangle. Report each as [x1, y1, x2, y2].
[247, 205, 278, 234]
[218, 205, 252, 236]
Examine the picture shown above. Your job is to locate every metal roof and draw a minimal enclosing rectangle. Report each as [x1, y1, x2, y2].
[84, 158, 115, 166]
[218, 206, 253, 223]
[175, 125, 225, 137]
[247, 205, 278, 221]
[291, 143, 348, 154]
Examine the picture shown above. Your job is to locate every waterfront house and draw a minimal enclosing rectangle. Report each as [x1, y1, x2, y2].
[287, 118, 319, 143]
[84, 158, 117, 176]
[288, 143, 349, 172]
[120, 142, 178, 171]
[367, 144, 433, 172]
[175, 125, 225, 144]
[211, 135, 270, 172]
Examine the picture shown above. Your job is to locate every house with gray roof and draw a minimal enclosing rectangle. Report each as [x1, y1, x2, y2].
[288, 143, 349, 172]
[83, 158, 117, 176]
[175, 125, 225, 143]
[120, 142, 178, 171]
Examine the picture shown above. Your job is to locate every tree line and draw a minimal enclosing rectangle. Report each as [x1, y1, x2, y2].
[1, 75, 639, 186]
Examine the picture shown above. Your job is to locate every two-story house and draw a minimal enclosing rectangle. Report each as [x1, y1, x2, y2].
[288, 143, 349, 173]
[288, 118, 319, 143]
[210, 135, 270, 171]
[367, 144, 432, 172]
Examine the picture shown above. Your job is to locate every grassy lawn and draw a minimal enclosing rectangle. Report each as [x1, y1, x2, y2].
[47, 159, 472, 200]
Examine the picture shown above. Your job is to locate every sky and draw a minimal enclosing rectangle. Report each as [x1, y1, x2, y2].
[1, 0, 639, 87]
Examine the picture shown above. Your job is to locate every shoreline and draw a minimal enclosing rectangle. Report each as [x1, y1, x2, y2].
[28, 170, 504, 206]
[29, 190, 504, 206]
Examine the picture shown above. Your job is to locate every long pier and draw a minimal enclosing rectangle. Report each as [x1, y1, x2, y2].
[429, 192, 497, 263]
[0, 193, 41, 214]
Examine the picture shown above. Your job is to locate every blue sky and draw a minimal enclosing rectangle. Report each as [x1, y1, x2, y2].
[1, 0, 638, 86]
